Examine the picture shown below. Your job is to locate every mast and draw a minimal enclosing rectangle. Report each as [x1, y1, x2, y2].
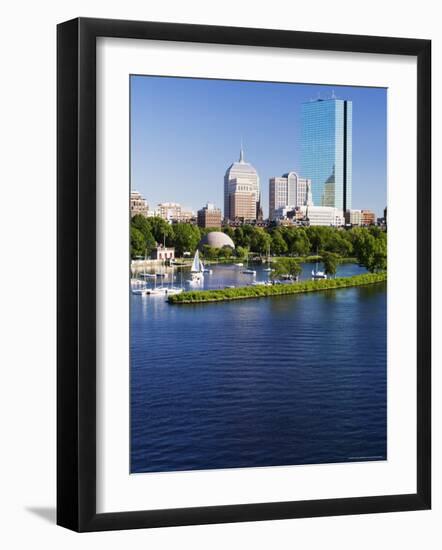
[144, 248, 147, 279]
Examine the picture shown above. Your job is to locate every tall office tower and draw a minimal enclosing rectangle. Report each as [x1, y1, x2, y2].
[224, 146, 260, 221]
[300, 97, 352, 212]
[228, 180, 257, 221]
[269, 172, 312, 220]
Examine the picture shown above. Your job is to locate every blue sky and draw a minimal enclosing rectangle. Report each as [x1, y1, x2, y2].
[131, 76, 387, 217]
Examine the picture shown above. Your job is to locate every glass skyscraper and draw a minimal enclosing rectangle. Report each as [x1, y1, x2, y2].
[300, 98, 352, 212]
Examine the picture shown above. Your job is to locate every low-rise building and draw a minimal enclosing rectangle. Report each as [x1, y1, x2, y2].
[274, 205, 297, 220]
[157, 202, 181, 221]
[345, 209, 362, 226]
[197, 203, 222, 228]
[178, 210, 195, 223]
[276, 218, 297, 227]
[151, 245, 175, 261]
[157, 202, 194, 223]
[361, 209, 376, 226]
[298, 206, 345, 227]
[130, 190, 149, 218]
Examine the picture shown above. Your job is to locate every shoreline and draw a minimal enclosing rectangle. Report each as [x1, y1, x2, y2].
[132, 256, 359, 268]
[168, 272, 387, 305]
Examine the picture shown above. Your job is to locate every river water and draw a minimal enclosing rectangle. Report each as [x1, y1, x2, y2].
[131, 262, 386, 473]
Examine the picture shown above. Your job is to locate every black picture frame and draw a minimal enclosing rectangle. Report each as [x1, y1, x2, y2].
[57, 17, 431, 532]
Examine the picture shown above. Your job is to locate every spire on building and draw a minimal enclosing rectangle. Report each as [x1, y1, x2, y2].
[305, 180, 314, 207]
[239, 140, 245, 163]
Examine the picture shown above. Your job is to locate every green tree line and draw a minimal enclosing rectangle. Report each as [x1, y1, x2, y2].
[131, 215, 387, 273]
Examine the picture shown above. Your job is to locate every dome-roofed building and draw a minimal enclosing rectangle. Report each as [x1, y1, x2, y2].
[224, 146, 260, 222]
[198, 231, 235, 250]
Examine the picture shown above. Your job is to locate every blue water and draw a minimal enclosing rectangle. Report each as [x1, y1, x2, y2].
[130, 263, 386, 473]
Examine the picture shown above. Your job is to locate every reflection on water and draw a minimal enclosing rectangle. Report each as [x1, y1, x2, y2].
[130, 263, 386, 474]
[132, 261, 368, 291]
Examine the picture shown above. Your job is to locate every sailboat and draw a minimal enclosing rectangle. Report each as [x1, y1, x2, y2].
[263, 245, 272, 272]
[131, 250, 150, 294]
[312, 248, 327, 280]
[242, 250, 256, 276]
[131, 278, 148, 295]
[166, 263, 183, 295]
[187, 249, 205, 286]
[142, 257, 167, 295]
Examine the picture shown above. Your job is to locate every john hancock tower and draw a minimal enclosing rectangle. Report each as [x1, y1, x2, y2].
[300, 96, 352, 212]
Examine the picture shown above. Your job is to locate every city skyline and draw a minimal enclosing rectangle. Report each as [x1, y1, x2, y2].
[131, 76, 387, 217]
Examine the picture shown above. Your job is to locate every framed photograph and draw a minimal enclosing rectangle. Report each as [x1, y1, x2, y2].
[57, 17, 431, 532]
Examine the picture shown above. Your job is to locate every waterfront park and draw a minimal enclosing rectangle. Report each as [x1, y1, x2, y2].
[130, 214, 387, 304]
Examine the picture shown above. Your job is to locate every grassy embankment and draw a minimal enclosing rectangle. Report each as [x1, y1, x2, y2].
[168, 272, 387, 305]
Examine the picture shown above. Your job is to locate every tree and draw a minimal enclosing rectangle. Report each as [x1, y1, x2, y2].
[235, 246, 248, 259]
[321, 251, 339, 277]
[172, 223, 201, 256]
[352, 227, 387, 272]
[270, 229, 288, 255]
[306, 226, 334, 254]
[146, 216, 173, 245]
[325, 230, 353, 257]
[131, 214, 151, 238]
[250, 227, 272, 255]
[240, 225, 255, 248]
[200, 227, 219, 238]
[130, 226, 146, 258]
[271, 258, 302, 281]
[201, 245, 219, 261]
[223, 226, 235, 240]
[233, 227, 245, 247]
[131, 215, 156, 256]
[368, 225, 383, 238]
[220, 245, 233, 260]
[284, 227, 310, 256]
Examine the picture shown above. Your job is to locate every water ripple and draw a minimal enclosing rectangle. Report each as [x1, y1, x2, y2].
[131, 266, 386, 473]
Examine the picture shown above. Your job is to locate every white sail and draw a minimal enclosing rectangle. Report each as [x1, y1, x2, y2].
[191, 249, 202, 273]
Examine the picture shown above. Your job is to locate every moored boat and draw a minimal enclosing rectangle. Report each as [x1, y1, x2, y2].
[165, 287, 183, 295]
[311, 269, 327, 279]
[241, 251, 256, 275]
[312, 248, 327, 279]
[188, 249, 205, 286]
